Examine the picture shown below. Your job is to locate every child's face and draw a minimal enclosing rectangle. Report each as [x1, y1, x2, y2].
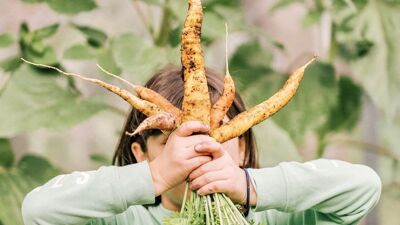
[143, 129, 245, 210]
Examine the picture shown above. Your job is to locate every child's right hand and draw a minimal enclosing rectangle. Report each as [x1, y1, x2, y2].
[149, 121, 218, 196]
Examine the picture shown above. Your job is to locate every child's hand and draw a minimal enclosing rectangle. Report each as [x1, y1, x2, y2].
[188, 142, 257, 206]
[149, 121, 215, 196]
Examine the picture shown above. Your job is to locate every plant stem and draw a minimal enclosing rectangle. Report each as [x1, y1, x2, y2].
[155, 0, 171, 46]
[214, 193, 224, 225]
[204, 196, 210, 225]
[181, 182, 189, 214]
[207, 195, 215, 225]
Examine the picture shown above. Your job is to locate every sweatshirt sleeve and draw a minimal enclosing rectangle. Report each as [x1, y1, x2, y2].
[21, 161, 156, 225]
[247, 159, 381, 224]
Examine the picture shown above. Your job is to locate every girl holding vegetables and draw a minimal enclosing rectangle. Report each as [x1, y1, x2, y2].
[22, 67, 381, 225]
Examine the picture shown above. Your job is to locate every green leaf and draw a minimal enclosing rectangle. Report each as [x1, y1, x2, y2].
[303, 9, 323, 27]
[168, 26, 181, 47]
[254, 120, 302, 166]
[344, 0, 400, 120]
[323, 76, 363, 133]
[0, 154, 59, 225]
[17, 154, 59, 182]
[202, 11, 225, 42]
[24, 46, 58, 65]
[45, 0, 96, 15]
[0, 139, 14, 168]
[96, 49, 122, 76]
[111, 34, 171, 83]
[166, 0, 187, 23]
[229, 41, 273, 90]
[0, 33, 14, 48]
[29, 40, 46, 54]
[0, 65, 105, 137]
[272, 62, 338, 143]
[338, 39, 374, 60]
[205, 6, 248, 39]
[0, 56, 23, 72]
[32, 24, 59, 40]
[19, 23, 32, 47]
[63, 44, 97, 60]
[73, 25, 107, 48]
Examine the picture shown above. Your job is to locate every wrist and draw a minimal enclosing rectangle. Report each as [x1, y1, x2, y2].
[148, 161, 167, 196]
[249, 178, 257, 206]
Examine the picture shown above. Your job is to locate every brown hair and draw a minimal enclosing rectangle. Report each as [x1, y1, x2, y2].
[112, 66, 258, 169]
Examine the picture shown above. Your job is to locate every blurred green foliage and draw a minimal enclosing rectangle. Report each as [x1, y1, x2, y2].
[0, 0, 399, 224]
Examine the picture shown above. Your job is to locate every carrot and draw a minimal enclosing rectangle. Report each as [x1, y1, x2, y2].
[21, 58, 161, 117]
[210, 24, 235, 130]
[96, 64, 182, 118]
[134, 85, 182, 119]
[126, 112, 177, 136]
[180, 0, 211, 125]
[210, 58, 316, 143]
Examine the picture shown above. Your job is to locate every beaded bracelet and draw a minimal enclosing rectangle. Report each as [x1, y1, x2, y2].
[243, 168, 250, 217]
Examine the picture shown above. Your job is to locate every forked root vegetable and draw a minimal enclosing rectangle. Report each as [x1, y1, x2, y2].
[20, 58, 162, 117]
[180, 0, 211, 125]
[96, 64, 182, 119]
[210, 58, 316, 143]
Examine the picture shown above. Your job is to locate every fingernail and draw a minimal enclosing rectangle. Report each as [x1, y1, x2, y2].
[194, 144, 203, 151]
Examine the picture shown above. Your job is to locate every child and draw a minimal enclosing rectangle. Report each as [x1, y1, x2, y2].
[22, 66, 381, 225]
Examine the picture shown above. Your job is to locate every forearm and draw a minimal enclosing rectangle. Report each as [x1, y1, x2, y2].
[248, 159, 381, 223]
[22, 161, 155, 225]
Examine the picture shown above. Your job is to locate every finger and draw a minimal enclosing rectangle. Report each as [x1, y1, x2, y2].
[184, 135, 216, 148]
[186, 156, 212, 172]
[175, 121, 210, 137]
[189, 159, 224, 181]
[194, 141, 224, 158]
[190, 170, 227, 190]
[197, 180, 230, 196]
[183, 138, 220, 160]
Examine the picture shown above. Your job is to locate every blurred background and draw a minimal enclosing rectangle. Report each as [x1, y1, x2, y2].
[0, 0, 399, 224]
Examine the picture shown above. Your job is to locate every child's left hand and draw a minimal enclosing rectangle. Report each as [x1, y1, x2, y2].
[188, 140, 257, 206]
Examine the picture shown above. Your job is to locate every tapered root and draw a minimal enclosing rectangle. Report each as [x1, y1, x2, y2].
[21, 58, 161, 117]
[210, 24, 236, 130]
[210, 58, 316, 143]
[210, 74, 235, 130]
[181, 0, 211, 125]
[134, 85, 182, 118]
[126, 112, 177, 136]
[97, 64, 182, 118]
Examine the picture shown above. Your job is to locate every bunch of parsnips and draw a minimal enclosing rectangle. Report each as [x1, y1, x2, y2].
[21, 0, 315, 224]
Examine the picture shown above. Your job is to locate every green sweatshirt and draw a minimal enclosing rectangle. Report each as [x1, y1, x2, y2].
[21, 159, 381, 225]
